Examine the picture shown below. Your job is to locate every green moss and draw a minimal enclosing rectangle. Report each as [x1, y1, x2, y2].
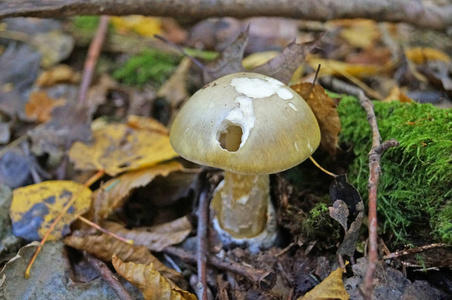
[112, 49, 180, 86]
[301, 202, 342, 241]
[72, 16, 101, 33]
[338, 97, 452, 244]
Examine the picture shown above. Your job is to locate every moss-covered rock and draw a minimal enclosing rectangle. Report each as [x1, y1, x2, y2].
[338, 97, 452, 244]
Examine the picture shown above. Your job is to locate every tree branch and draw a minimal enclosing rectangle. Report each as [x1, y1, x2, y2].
[1, 0, 451, 31]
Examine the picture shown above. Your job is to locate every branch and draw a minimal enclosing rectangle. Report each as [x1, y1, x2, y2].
[1, 0, 451, 31]
[320, 77, 399, 300]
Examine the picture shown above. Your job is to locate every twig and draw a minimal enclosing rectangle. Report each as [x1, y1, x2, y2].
[77, 215, 134, 245]
[383, 243, 449, 260]
[25, 170, 105, 278]
[164, 246, 276, 290]
[79, 15, 109, 105]
[84, 252, 134, 300]
[1, 0, 451, 31]
[320, 76, 399, 300]
[197, 190, 210, 300]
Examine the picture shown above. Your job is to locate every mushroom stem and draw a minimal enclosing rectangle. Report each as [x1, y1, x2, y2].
[211, 171, 269, 239]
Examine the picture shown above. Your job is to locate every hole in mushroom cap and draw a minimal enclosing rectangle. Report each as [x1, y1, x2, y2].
[217, 123, 243, 152]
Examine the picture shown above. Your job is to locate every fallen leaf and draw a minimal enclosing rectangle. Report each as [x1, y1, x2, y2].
[300, 265, 349, 300]
[25, 90, 65, 122]
[90, 161, 183, 222]
[203, 27, 248, 82]
[0, 241, 140, 299]
[291, 83, 341, 155]
[112, 254, 197, 300]
[68, 121, 178, 176]
[335, 19, 380, 49]
[307, 57, 381, 78]
[329, 200, 349, 231]
[242, 51, 279, 69]
[127, 114, 170, 135]
[10, 181, 92, 241]
[35, 64, 80, 87]
[103, 216, 192, 252]
[110, 16, 162, 37]
[64, 231, 182, 283]
[405, 47, 451, 64]
[253, 37, 321, 84]
[382, 86, 413, 103]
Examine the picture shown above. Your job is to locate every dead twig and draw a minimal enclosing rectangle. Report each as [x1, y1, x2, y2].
[197, 190, 210, 300]
[320, 76, 399, 300]
[1, 0, 451, 31]
[84, 252, 134, 300]
[79, 15, 109, 105]
[383, 243, 449, 260]
[164, 246, 276, 291]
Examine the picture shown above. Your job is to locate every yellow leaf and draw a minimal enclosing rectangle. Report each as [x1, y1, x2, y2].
[10, 181, 92, 241]
[382, 86, 413, 103]
[242, 51, 279, 69]
[35, 64, 80, 87]
[90, 161, 183, 221]
[110, 16, 162, 37]
[112, 255, 197, 300]
[307, 57, 380, 78]
[405, 47, 451, 64]
[25, 91, 65, 122]
[300, 266, 349, 300]
[127, 115, 169, 135]
[103, 216, 192, 252]
[331, 19, 380, 49]
[64, 232, 182, 283]
[68, 121, 178, 176]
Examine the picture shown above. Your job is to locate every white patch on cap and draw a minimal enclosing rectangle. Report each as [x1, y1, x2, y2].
[221, 95, 255, 149]
[231, 76, 293, 100]
[288, 102, 298, 111]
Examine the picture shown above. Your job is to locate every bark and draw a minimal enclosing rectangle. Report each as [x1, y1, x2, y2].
[1, 0, 451, 31]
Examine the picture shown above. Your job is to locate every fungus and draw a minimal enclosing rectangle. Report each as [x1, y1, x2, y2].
[170, 72, 320, 251]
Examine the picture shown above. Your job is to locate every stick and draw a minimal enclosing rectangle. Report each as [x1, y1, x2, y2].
[320, 76, 399, 299]
[197, 190, 210, 300]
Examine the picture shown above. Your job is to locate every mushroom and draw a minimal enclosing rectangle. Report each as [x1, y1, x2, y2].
[170, 72, 320, 251]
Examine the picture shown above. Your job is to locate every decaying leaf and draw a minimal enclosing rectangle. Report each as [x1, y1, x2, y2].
[127, 114, 170, 135]
[405, 47, 451, 64]
[68, 121, 178, 176]
[64, 231, 182, 283]
[103, 216, 192, 252]
[112, 254, 197, 300]
[10, 181, 92, 241]
[335, 19, 380, 50]
[300, 265, 349, 300]
[253, 37, 321, 84]
[291, 83, 341, 155]
[307, 57, 381, 78]
[25, 90, 65, 122]
[382, 86, 413, 103]
[203, 27, 248, 82]
[35, 64, 80, 87]
[329, 200, 349, 231]
[110, 16, 162, 37]
[90, 161, 183, 222]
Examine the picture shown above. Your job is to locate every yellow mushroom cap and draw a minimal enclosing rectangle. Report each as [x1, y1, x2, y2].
[170, 72, 321, 175]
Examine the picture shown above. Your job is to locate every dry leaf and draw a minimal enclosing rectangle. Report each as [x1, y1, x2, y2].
[329, 200, 349, 231]
[382, 86, 413, 103]
[127, 115, 169, 135]
[110, 16, 162, 37]
[405, 47, 451, 64]
[242, 51, 279, 69]
[300, 265, 349, 300]
[68, 121, 178, 176]
[103, 216, 192, 252]
[307, 57, 381, 78]
[112, 255, 196, 300]
[10, 181, 92, 241]
[253, 37, 321, 84]
[334, 19, 380, 49]
[35, 64, 80, 87]
[291, 83, 341, 155]
[64, 231, 182, 283]
[90, 161, 183, 222]
[25, 90, 65, 122]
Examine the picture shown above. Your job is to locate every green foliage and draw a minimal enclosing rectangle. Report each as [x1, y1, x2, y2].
[112, 49, 180, 86]
[301, 202, 342, 240]
[72, 16, 101, 33]
[338, 97, 452, 244]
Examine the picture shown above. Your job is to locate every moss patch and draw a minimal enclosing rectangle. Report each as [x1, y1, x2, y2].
[113, 49, 180, 87]
[338, 97, 452, 244]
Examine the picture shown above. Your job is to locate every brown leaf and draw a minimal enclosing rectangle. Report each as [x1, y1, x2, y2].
[203, 27, 248, 83]
[112, 255, 196, 300]
[299, 265, 349, 300]
[35, 64, 80, 87]
[103, 216, 192, 252]
[291, 83, 341, 155]
[89, 161, 183, 222]
[25, 90, 65, 122]
[253, 36, 321, 84]
[329, 200, 349, 231]
[64, 232, 182, 283]
[382, 86, 413, 103]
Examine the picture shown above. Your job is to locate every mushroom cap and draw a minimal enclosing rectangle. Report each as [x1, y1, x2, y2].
[170, 72, 321, 175]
